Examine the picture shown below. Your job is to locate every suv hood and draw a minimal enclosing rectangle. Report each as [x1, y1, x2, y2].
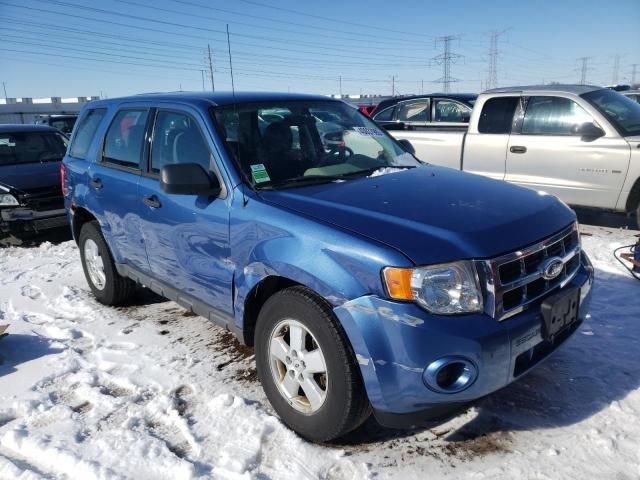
[258, 166, 575, 265]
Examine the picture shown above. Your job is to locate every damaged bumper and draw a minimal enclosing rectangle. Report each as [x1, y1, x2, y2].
[333, 255, 594, 428]
[1, 207, 68, 235]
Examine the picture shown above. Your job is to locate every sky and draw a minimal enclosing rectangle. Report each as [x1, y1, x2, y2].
[0, 0, 639, 99]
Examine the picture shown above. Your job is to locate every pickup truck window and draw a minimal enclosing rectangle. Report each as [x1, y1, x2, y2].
[0, 131, 68, 165]
[582, 88, 640, 137]
[397, 100, 430, 122]
[213, 100, 420, 188]
[69, 108, 106, 159]
[433, 99, 471, 123]
[151, 110, 210, 173]
[521, 96, 593, 135]
[478, 97, 518, 134]
[103, 109, 149, 169]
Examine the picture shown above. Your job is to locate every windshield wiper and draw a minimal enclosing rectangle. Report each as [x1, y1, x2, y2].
[257, 174, 342, 190]
[335, 165, 416, 179]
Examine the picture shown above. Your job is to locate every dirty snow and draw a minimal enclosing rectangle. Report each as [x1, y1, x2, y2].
[0, 225, 639, 479]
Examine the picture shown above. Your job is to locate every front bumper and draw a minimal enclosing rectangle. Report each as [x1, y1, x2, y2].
[333, 252, 594, 428]
[0, 207, 68, 235]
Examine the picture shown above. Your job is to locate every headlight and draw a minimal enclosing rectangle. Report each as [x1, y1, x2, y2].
[383, 261, 483, 315]
[0, 194, 19, 207]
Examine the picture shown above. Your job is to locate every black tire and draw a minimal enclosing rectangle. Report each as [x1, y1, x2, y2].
[635, 204, 640, 231]
[255, 286, 371, 442]
[78, 221, 136, 306]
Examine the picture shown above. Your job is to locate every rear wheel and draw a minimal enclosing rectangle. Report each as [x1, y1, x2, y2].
[635, 204, 640, 230]
[79, 221, 136, 305]
[255, 286, 370, 442]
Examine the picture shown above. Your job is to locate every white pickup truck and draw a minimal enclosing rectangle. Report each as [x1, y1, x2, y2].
[389, 85, 640, 227]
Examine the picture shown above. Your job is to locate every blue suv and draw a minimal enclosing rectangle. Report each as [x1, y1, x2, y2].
[63, 92, 594, 442]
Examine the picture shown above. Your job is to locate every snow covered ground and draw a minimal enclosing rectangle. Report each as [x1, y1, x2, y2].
[0, 225, 639, 479]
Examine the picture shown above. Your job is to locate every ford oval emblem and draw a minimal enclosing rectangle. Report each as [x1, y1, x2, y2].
[542, 257, 564, 280]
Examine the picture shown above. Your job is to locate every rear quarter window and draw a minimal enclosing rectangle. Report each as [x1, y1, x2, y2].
[478, 97, 519, 134]
[69, 108, 107, 159]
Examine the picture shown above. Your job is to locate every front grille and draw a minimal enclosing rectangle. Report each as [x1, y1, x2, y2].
[484, 223, 581, 321]
[17, 186, 64, 212]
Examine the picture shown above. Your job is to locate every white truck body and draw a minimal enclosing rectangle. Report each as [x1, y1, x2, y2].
[390, 85, 640, 224]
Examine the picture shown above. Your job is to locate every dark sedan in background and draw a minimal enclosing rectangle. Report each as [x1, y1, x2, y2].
[0, 124, 69, 244]
[369, 93, 477, 131]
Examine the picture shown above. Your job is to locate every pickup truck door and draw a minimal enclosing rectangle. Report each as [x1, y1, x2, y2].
[462, 96, 520, 180]
[505, 95, 631, 209]
[137, 106, 234, 316]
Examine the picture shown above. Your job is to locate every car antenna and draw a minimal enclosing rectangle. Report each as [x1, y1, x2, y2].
[227, 23, 249, 207]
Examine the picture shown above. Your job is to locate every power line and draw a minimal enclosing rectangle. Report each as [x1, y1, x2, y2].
[433, 35, 463, 93]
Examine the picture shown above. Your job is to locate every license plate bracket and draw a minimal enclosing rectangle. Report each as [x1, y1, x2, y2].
[540, 287, 580, 341]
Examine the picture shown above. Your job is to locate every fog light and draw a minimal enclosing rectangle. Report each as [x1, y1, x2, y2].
[423, 356, 478, 394]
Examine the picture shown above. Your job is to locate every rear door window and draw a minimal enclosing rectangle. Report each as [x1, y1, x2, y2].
[433, 99, 471, 123]
[521, 96, 594, 135]
[478, 97, 519, 134]
[69, 108, 106, 159]
[103, 109, 149, 168]
[151, 110, 211, 174]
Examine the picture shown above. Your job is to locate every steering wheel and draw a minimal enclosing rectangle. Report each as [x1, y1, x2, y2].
[317, 146, 354, 167]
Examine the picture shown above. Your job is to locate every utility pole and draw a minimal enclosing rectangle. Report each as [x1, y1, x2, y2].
[421, 79, 424, 94]
[612, 54, 620, 85]
[391, 75, 396, 96]
[578, 57, 592, 85]
[339, 75, 342, 97]
[487, 30, 507, 90]
[631, 64, 637, 85]
[433, 35, 462, 93]
[2, 82, 7, 101]
[201, 70, 205, 91]
[207, 44, 215, 92]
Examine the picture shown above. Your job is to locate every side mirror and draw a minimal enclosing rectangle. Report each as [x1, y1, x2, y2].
[160, 163, 221, 196]
[576, 122, 605, 141]
[397, 139, 416, 155]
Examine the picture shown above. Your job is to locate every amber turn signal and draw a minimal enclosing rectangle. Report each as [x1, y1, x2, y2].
[382, 267, 414, 300]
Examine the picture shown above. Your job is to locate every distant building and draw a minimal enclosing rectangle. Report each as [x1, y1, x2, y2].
[0, 96, 99, 124]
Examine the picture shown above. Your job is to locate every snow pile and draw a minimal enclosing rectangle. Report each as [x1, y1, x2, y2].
[0, 225, 639, 479]
[0, 241, 367, 479]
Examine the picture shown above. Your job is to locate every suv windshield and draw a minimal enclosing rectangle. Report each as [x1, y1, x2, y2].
[213, 101, 421, 189]
[581, 88, 640, 137]
[0, 131, 68, 166]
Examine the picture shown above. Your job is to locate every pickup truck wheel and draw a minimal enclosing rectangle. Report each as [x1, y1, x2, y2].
[79, 221, 136, 306]
[255, 286, 370, 442]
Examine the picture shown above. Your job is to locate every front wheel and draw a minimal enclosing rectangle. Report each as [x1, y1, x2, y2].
[255, 286, 370, 442]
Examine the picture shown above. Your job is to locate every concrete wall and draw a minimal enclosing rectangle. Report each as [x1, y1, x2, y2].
[0, 96, 100, 124]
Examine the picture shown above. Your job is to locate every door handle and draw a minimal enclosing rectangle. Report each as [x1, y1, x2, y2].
[142, 195, 161, 208]
[90, 178, 103, 189]
[510, 146, 527, 154]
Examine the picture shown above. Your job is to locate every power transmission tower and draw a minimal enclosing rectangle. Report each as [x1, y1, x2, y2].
[631, 64, 638, 84]
[487, 30, 507, 90]
[433, 35, 462, 93]
[577, 57, 592, 85]
[1, 82, 7, 101]
[207, 44, 215, 92]
[612, 54, 620, 85]
[391, 75, 396, 96]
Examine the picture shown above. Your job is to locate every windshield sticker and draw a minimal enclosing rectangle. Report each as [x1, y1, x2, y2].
[0, 138, 15, 147]
[251, 163, 271, 183]
[353, 126, 385, 137]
